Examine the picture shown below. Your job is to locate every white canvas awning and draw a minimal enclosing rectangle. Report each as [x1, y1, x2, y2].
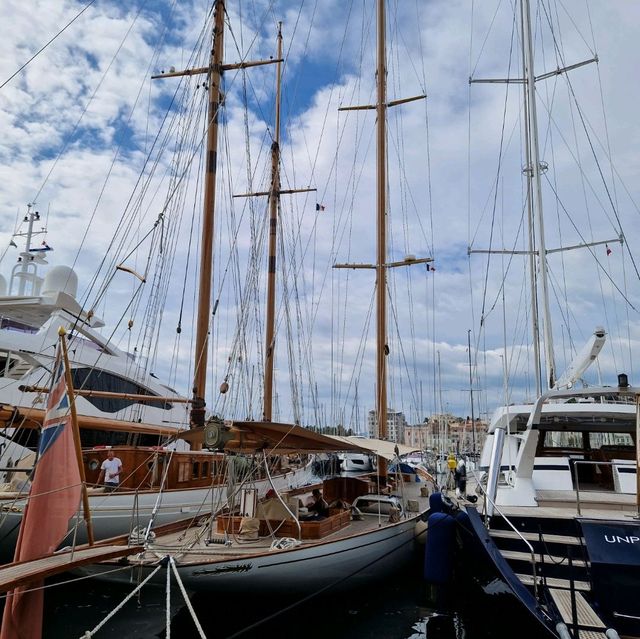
[328, 436, 420, 461]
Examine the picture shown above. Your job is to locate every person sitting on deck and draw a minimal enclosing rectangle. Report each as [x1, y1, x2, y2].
[97, 450, 123, 492]
[307, 488, 329, 518]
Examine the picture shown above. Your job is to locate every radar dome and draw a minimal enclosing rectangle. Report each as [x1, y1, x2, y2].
[42, 266, 78, 299]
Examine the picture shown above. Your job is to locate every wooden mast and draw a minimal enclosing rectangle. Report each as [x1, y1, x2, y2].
[153, 3, 285, 431]
[375, 0, 389, 478]
[190, 0, 226, 431]
[263, 25, 283, 423]
[336, 0, 427, 480]
[233, 25, 315, 423]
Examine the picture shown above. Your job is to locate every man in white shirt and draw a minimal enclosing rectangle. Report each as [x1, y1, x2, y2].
[97, 449, 123, 492]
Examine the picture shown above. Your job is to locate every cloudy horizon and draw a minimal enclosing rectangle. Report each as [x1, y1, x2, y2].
[0, 0, 638, 434]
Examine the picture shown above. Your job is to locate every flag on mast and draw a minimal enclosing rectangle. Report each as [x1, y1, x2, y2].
[606, 244, 612, 256]
[315, 203, 325, 212]
[0, 337, 81, 639]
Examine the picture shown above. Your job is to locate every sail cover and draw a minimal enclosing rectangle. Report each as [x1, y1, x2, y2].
[181, 421, 419, 458]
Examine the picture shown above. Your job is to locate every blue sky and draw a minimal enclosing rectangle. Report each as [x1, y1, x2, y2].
[0, 0, 639, 432]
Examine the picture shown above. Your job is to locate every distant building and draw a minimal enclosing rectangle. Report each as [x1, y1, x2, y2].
[367, 408, 407, 442]
[403, 415, 488, 453]
[403, 423, 430, 450]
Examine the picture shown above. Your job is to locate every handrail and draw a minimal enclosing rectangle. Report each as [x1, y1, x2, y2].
[471, 469, 539, 600]
[571, 459, 634, 516]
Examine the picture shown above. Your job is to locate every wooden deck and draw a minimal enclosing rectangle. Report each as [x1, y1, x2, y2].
[127, 480, 430, 566]
[0, 544, 141, 592]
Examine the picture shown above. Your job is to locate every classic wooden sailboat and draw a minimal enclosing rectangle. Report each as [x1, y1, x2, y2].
[425, 2, 640, 637]
[0, 24, 321, 555]
[76, 0, 433, 595]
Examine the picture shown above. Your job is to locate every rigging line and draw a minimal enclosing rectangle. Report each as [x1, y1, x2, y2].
[0, 0, 97, 91]
[543, 176, 638, 312]
[537, 11, 640, 282]
[386, 119, 433, 252]
[478, 11, 517, 330]
[287, 0, 353, 201]
[469, 0, 506, 80]
[90, 217, 162, 311]
[554, 0, 597, 57]
[336, 280, 376, 429]
[75, 78, 183, 314]
[621, 249, 634, 378]
[387, 282, 420, 415]
[176, 138, 203, 339]
[80, 12, 212, 311]
[30, 0, 158, 206]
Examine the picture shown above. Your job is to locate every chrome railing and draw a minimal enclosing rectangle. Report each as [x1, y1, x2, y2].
[472, 469, 539, 600]
[571, 459, 635, 516]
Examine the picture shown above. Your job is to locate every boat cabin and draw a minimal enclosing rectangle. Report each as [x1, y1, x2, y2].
[83, 446, 227, 492]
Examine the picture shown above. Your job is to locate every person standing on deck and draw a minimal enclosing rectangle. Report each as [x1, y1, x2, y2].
[455, 458, 467, 498]
[97, 449, 123, 491]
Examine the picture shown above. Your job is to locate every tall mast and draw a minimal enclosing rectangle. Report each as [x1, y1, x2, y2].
[521, 0, 555, 390]
[335, 0, 428, 478]
[262, 25, 283, 422]
[190, 0, 226, 429]
[232, 25, 315, 423]
[375, 0, 389, 471]
[156, 5, 305, 432]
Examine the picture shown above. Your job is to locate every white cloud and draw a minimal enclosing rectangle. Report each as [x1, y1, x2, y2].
[0, 0, 638, 431]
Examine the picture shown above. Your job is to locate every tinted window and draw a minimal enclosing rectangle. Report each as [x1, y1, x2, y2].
[71, 367, 172, 413]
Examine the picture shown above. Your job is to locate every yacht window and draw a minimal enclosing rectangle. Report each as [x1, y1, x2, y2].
[542, 431, 582, 448]
[201, 461, 209, 477]
[70, 367, 172, 413]
[0, 319, 38, 334]
[589, 432, 633, 448]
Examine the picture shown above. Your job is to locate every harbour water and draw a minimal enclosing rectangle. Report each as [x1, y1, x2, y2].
[36, 554, 472, 638]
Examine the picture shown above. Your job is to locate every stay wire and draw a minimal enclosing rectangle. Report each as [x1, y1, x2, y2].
[0, 0, 97, 91]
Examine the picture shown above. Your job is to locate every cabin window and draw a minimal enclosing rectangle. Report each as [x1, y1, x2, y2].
[192, 462, 200, 479]
[542, 431, 582, 449]
[70, 367, 172, 413]
[589, 432, 633, 448]
[178, 462, 190, 483]
[201, 461, 209, 477]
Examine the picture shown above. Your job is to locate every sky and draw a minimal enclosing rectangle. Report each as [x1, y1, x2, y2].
[0, 0, 638, 433]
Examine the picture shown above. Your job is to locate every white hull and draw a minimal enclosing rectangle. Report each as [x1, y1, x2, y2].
[78, 514, 423, 594]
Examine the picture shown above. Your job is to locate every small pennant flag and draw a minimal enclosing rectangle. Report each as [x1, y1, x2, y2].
[315, 203, 325, 212]
[9, 240, 16, 248]
[426, 264, 436, 272]
[606, 244, 612, 256]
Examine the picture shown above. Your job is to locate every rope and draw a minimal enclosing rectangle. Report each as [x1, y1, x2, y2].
[80, 563, 164, 638]
[169, 557, 207, 638]
[165, 555, 171, 639]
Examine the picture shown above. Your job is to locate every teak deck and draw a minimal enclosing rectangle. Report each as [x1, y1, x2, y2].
[0, 544, 141, 592]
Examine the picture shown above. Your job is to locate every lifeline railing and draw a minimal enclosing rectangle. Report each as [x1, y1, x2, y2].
[571, 459, 636, 516]
[472, 469, 540, 600]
